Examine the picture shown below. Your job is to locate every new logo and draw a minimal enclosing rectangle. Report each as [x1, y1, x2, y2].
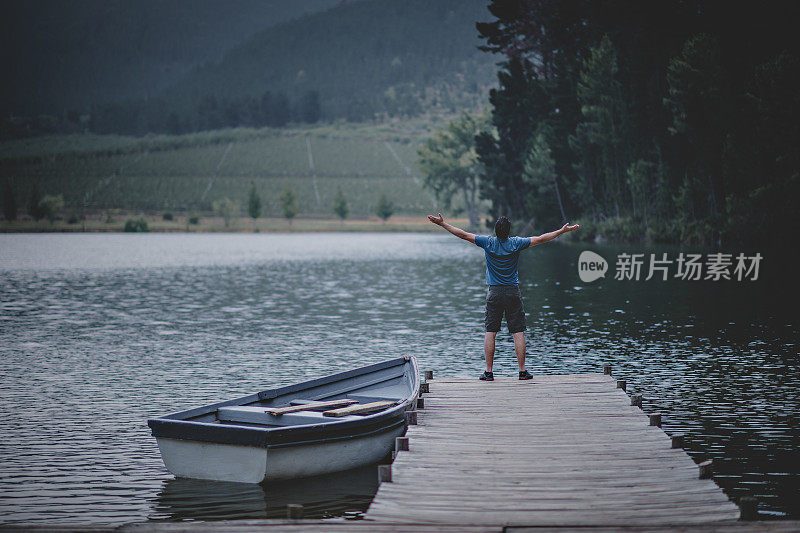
[578, 251, 608, 282]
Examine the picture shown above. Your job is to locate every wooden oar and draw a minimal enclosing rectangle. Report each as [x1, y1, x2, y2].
[323, 400, 396, 417]
[264, 398, 358, 416]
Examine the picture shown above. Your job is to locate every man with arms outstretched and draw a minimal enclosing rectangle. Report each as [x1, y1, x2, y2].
[427, 213, 579, 381]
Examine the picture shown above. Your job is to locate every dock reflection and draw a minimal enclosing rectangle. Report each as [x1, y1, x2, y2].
[149, 465, 379, 521]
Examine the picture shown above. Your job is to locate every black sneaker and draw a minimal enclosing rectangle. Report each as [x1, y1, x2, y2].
[519, 370, 533, 380]
[479, 371, 494, 381]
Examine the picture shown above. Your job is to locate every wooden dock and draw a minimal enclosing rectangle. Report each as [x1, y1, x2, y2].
[366, 372, 741, 528]
[76, 371, 800, 533]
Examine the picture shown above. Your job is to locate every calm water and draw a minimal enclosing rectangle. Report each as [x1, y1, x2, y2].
[0, 233, 797, 525]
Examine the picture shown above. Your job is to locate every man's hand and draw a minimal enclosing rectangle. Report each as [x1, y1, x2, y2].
[427, 212, 476, 243]
[560, 223, 580, 234]
[531, 222, 580, 246]
[427, 213, 444, 226]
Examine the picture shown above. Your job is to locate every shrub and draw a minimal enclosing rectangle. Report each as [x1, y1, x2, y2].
[279, 186, 298, 223]
[39, 194, 64, 223]
[596, 216, 640, 242]
[332, 186, 349, 221]
[124, 216, 149, 232]
[247, 181, 262, 220]
[375, 193, 394, 222]
[2, 179, 17, 221]
[212, 197, 239, 228]
[645, 220, 680, 244]
[569, 218, 596, 242]
[27, 183, 44, 221]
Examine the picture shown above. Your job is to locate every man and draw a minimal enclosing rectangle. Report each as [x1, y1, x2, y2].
[427, 213, 579, 381]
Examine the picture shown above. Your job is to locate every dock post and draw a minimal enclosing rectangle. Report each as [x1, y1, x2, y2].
[286, 504, 303, 519]
[424, 370, 434, 380]
[616, 379, 626, 391]
[405, 410, 417, 425]
[671, 433, 685, 449]
[417, 397, 425, 409]
[378, 464, 392, 483]
[649, 413, 661, 427]
[630, 394, 643, 408]
[603, 364, 612, 375]
[420, 382, 430, 394]
[739, 496, 758, 521]
[396, 436, 409, 452]
[698, 459, 713, 479]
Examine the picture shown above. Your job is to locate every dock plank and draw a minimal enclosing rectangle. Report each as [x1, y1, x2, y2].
[366, 374, 740, 527]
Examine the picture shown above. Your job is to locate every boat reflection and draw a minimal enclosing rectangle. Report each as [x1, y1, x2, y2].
[149, 464, 379, 521]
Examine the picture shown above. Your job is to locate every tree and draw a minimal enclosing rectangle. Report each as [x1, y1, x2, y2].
[212, 197, 239, 228]
[279, 186, 298, 224]
[418, 112, 488, 229]
[475, 55, 552, 225]
[124, 216, 149, 232]
[39, 194, 64, 223]
[247, 180, 262, 220]
[300, 91, 321, 123]
[572, 35, 629, 219]
[664, 34, 727, 225]
[375, 193, 394, 222]
[27, 183, 44, 221]
[523, 125, 565, 227]
[332, 186, 349, 222]
[625, 159, 649, 222]
[3, 179, 17, 221]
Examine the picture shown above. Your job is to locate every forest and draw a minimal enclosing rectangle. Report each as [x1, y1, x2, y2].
[470, 0, 799, 247]
[1, 0, 495, 139]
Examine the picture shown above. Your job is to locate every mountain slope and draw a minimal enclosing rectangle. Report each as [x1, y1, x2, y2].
[161, 0, 496, 123]
[0, 0, 339, 116]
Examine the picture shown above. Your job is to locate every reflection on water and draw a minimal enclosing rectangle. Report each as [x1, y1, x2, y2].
[0, 233, 797, 524]
[151, 466, 377, 521]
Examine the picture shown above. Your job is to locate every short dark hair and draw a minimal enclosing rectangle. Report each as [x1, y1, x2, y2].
[494, 216, 510, 240]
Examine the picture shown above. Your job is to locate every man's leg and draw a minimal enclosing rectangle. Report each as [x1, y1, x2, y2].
[513, 331, 526, 371]
[483, 287, 501, 375]
[484, 332, 497, 372]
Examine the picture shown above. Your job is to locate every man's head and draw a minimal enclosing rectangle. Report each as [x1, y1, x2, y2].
[494, 216, 510, 240]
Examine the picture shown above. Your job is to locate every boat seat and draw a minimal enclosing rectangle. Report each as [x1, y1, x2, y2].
[288, 395, 399, 405]
[347, 394, 401, 403]
[217, 406, 359, 427]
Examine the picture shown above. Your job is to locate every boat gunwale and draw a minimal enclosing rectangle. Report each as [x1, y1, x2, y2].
[147, 356, 419, 449]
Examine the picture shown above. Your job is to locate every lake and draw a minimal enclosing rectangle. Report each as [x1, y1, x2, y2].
[0, 232, 797, 525]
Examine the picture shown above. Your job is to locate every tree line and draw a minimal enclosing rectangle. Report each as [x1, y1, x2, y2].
[2, 178, 397, 227]
[422, 0, 798, 247]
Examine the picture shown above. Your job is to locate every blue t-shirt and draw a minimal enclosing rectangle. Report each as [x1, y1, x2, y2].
[474, 235, 532, 285]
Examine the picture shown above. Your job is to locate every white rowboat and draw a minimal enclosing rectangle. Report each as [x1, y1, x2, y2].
[148, 356, 420, 483]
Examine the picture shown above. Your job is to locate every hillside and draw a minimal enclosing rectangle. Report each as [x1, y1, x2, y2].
[0, 121, 446, 218]
[166, 0, 495, 119]
[84, 0, 497, 136]
[0, 1, 339, 120]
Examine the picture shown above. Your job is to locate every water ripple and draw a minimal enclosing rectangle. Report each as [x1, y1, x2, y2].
[0, 233, 797, 524]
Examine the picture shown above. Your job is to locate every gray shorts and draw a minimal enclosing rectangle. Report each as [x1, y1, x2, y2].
[485, 285, 526, 333]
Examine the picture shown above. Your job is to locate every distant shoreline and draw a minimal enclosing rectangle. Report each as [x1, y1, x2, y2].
[0, 215, 472, 234]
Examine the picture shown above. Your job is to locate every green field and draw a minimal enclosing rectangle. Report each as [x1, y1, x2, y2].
[0, 120, 451, 219]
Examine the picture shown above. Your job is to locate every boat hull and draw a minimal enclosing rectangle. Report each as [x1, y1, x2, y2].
[148, 356, 419, 483]
[155, 415, 406, 483]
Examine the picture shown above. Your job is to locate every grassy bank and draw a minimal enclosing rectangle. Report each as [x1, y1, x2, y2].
[0, 214, 466, 234]
[0, 120, 454, 222]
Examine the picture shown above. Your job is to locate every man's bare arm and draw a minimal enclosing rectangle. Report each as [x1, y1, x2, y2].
[427, 213, 476, 244]
[530, 223, 579, 246]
